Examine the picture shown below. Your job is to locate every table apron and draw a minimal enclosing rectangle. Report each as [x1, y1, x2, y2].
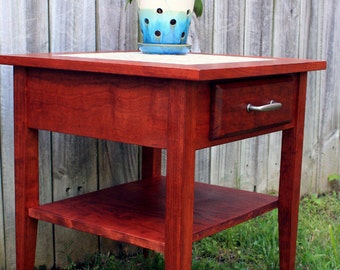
[24, 68, 301, 149]
[25, 68, 169, 148]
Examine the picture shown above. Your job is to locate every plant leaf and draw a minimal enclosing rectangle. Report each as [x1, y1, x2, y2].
[194, 0, 203, 17]
[127, 0, 204, 17]
[328, 174, 340, 182]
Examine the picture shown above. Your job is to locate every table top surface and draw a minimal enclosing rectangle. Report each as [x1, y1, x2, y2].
[0, 51, 326, 80]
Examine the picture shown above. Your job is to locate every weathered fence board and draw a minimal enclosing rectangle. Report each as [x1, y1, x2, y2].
[0, 151, 4, 269]
[23, 1, 54, 267]
[316, 1, 340, 192]
[299, 0, 340, 193]
[0, 65, 15, 269]
[97, 0, 138, 51]
[209, 1, 245, 189]
[0, 0, 338, 268]
[48, 1, 99, 266]
[0, 1, 28, 268]
[267, 0, 302, 193]
[96, 0, 141, 255]
[299, 0, 323, 193]
[36, 131, 54, 268]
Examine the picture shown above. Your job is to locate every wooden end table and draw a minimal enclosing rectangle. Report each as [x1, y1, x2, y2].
[0, 52, 326, 269]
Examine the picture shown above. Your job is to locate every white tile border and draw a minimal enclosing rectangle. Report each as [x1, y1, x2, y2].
[60, 52, 274, 65]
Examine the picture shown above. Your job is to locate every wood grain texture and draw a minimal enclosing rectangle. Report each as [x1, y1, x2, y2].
[0, 66, 13, 269]
[210, 75, 298, 140]
[313, 1, 340, 193]
[37, 130, 55, 267]
[97, 0, 138, 51]
[28, 177, 278, 251]
[96, 0, 141, 256]
[208, 1, 245, 189]
[0, 53, 326, 81]
[24, 1, 55, 267]
[267, 0, 301, 193]
[298, 0, 340, 194]
[0, 0, 337, 268]
[0, 0, 32, 268]
[14, 67, 39, 270]
[1, 53, 324, 270]
[240, 0, 275, 192]
[0, 128, 5, 267]
[164, 81, 196, 270]
[278, 72, 308, 269]
[26, 68, 169, 147]
[141, 147, 162, 179]
[48, 0, 99, 266]
[299, 1, 323, 194]
[10, 56, 323, 270]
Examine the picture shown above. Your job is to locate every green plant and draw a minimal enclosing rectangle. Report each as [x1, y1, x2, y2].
[126, 0, 204, 17]
[297, 192, 339, 269]
[328, 174, 340, 180]
[65, 192, 339, 269]
[328, 174, 340, 191]
[329, 224, 338, 259]
[64, 251, 165, 270]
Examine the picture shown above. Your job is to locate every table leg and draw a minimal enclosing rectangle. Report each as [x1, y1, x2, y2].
[141, 146, 162, 257]
[14, 67, 39, 269]
[164, 83, 196, 270]
[141, 147, 162, 179]
[279, 128, 302, 269]
[278, 73, 307, 269]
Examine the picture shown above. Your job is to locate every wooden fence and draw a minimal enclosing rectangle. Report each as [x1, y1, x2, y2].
[0, 0, 338, 268]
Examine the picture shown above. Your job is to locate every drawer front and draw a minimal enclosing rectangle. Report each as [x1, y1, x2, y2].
[210, 74, 298, 140]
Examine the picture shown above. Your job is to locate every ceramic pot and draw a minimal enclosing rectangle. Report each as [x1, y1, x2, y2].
[137, 0, 194, 54]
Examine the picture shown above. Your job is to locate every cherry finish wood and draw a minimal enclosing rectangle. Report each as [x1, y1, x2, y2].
[0, 52, 325, 81]
[278, 73, 308, 269]
[24, 67, 302, 150]
[0, 52, 325, 269]
[164, 83, 197, 269]
[141, 147, 162, 179]
[13, 67, 40, 270]
[25, 68, 169, 148]
[210, 74, 298, 140]
[28, 177, 278, 252]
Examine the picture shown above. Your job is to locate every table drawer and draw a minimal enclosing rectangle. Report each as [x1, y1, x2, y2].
[210, 74, 298, 140]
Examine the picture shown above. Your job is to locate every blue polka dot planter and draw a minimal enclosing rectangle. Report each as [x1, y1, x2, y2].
[137, 0, 195, 54]
[139, 9, 192, 44]
[138, 43, 191, 55]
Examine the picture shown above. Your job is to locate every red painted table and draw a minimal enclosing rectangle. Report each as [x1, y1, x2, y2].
[0, 52, 326, 269]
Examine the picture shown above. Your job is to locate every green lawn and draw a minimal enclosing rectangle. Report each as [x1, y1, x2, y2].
[64, 191, 339, 270]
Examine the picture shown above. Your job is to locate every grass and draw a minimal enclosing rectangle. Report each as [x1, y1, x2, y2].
[64, 191, 339, 270]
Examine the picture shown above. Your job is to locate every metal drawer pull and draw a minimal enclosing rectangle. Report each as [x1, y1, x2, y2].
[247, 100, 282, 112]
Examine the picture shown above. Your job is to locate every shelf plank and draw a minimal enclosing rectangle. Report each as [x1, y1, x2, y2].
[28, 177, 278, 253]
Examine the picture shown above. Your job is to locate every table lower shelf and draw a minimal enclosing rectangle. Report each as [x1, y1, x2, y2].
[28, 177, 278, 253]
